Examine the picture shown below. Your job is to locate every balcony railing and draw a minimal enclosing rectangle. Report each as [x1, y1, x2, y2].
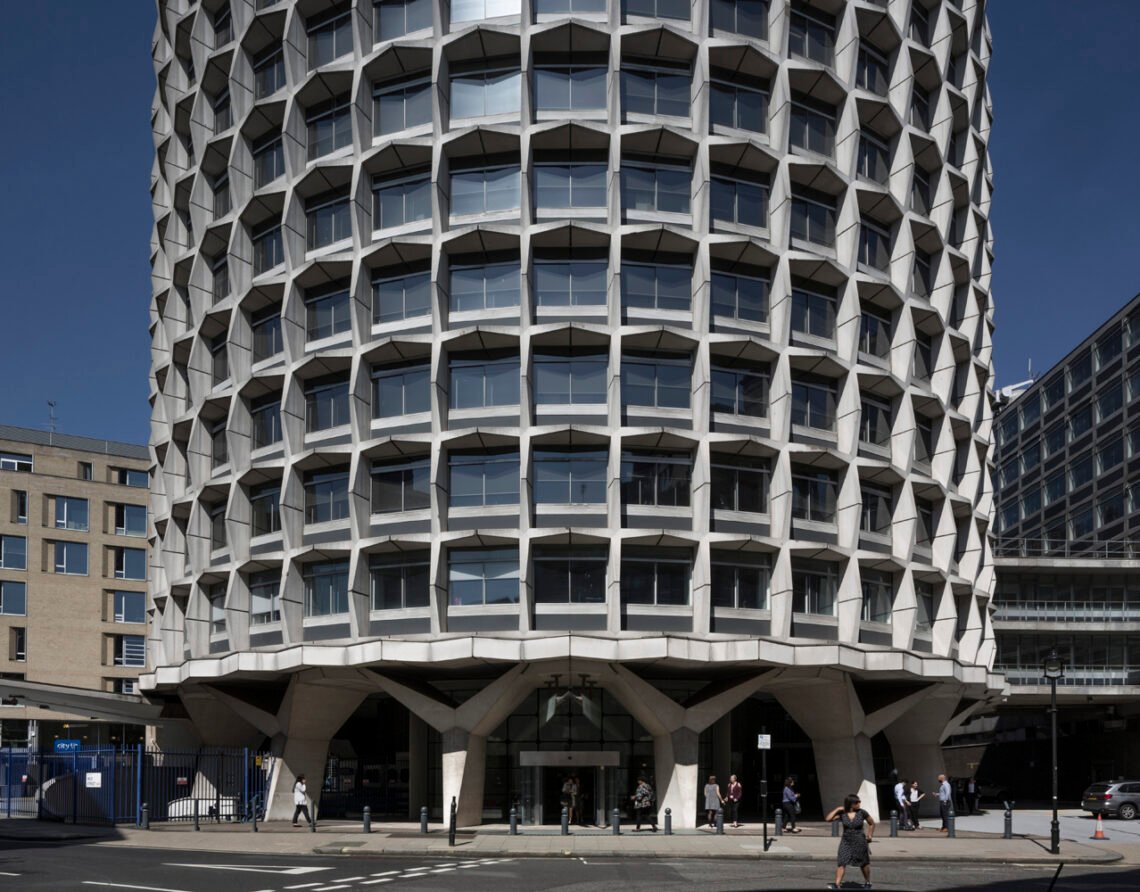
[996, 665, 1139, 687]
[993, 538, 1140, 559]
[993, 601, 1140, 623]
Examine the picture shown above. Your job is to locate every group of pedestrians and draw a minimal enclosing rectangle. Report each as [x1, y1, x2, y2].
[700, 774, 744, 828]
[890, 773, 961, 832]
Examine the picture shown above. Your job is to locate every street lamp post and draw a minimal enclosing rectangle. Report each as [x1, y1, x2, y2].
[1043, 648, 1065, 855]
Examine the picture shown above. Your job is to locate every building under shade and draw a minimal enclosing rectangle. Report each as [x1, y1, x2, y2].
[144, 0, 1001, 825]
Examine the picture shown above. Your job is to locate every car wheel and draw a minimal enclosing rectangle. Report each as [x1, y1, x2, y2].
[1119, 803, 1138, 821]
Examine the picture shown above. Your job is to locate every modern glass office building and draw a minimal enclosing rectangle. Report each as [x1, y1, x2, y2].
[988, 294, 1140, 795]
[146, 0, 1000, 825]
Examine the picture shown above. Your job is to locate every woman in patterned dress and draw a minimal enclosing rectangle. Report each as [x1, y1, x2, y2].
[824, 793, 874, 890]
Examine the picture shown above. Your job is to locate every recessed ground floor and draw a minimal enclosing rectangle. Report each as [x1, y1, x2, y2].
[145, 642, 999, 828]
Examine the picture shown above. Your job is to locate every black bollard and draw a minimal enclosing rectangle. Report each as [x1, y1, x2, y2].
[509, 806, 518, 836]
[252, 801, 258, 833]
[420, 805, 429, 834]
[664, 807, 672, 836]
[774, 807, 783, 836]
[141, 803, 150, 831]
[561, 806, 569, 836]
[611, 807, 620, 835]
[947, 806, 956, 839]
[890, 809, 898, 837]
[311, 804, 317, 833]
[194, 798, 200, 831]
[716, 807, 724, 835]
[448, 797, 457, 847]
[363, 805, 371, 834]
[832, 816, 840, 837]
[1003, 801, 1013, 840]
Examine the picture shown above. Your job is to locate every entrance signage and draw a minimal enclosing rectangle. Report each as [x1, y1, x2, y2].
[757, 734, 771, 750]
[53, 740, 81, 753]
[85, 772, 102, 789]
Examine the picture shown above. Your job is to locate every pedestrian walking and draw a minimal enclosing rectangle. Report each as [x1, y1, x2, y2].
[725, 774, 743, 827]
[630, 776, 657, 831]
[569, 774, 580, 825]
[781, 777, 802, 833]
[909, 781, 926, 829]
[825, 793, 874, 890]
[704, 775, 723, 827]
[937, 773, 952, 832]
[967, 777, 978, 815]
[292, 774, 311, 827]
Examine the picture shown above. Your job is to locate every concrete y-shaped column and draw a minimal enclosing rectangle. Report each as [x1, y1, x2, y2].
[602, 665, 770, 829]
[374, 663, 536, 827]
[884, 687, 981, 819]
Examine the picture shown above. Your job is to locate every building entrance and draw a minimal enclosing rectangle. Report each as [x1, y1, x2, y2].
[518, 751, 620, 825]
[488, 688, 652, 825]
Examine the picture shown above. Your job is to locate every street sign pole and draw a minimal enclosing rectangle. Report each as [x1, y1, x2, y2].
[758, 729, 771, 852]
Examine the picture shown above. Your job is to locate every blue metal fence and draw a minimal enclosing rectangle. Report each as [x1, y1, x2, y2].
[0, 745, 274, 826]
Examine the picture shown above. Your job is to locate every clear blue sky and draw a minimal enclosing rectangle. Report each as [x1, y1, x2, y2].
[0, 2, 1138, 445]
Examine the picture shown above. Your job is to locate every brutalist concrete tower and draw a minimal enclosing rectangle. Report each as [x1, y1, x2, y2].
[147, 0, 1001, 826]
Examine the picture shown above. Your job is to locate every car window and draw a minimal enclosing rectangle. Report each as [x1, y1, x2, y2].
[1121, 784, 1140, 794]
[1086, 784, 1111, 794]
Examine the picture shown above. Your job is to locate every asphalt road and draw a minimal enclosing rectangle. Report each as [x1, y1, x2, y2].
[1, 843, 1139, 891]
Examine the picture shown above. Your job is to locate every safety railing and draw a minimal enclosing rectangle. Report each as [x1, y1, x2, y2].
[993, 538, 1140, 559]
[995, 665, 1139, 686]
[992, 601, 1140, 622]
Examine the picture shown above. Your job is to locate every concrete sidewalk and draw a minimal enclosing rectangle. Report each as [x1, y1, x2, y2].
[2, 813, 1134, 866]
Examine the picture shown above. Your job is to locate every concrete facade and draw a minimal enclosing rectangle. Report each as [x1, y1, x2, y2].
[0, 426, 150, 747]
[146, 0, 1000, 826]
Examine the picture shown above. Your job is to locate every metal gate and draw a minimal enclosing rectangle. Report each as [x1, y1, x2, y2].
[0, 745, 275, 825]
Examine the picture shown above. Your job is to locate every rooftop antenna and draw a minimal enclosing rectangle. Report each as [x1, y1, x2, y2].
[47, 400, 58, 443]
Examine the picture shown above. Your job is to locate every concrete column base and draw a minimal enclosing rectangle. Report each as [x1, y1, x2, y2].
[443, 728, 486, 828]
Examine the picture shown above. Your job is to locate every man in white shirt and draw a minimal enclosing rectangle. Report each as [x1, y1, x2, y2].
[894, 778, 911, 829]
[937, 773, 952, 832]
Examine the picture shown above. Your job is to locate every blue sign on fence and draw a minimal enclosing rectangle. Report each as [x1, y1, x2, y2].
[53, 740, 81, 753]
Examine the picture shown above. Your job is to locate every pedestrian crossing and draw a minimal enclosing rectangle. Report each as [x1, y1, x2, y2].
[293, 860, 514, 891]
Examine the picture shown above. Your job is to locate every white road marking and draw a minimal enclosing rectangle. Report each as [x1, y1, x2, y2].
[431, 868, 456, 874]
[284, 885, 323, 890]
[0, 872, 21, 877]
[369, 871, 400, 877]
[331, 878, 366, 883]
[359, 881, 393, 887]
[311, 886, 352, 892]
[83, 883, 194, 892]
[165, 863, 332, 876]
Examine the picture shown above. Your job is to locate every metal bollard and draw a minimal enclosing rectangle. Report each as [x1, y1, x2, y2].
[311, 804, 317, 832]
[363, 805, 371, 834]
[947, 807, 956, 839]
[509, 806, 518, 835]
[1003, 802, 1013, 840]
[832, 817, 840, 837]
[890, 809, 898, 837]
[252, 802, 258, 833]
[561, 806, 569, 835]
[448, 797, 457, 847]
[774, 807, 783, 836]
[141, 803, 150, 831]
[716, 807, 724, 835]
[664, 807, 672, 836]
[611, 807, 620, 835]
[194, 798, 200, 831]
[420, 805, 429, 834]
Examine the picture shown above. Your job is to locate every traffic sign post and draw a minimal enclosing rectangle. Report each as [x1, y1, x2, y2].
[758, 729, 772, 852]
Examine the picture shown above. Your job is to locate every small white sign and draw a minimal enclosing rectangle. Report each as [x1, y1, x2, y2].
[85, 772, 102, 789]
[757, 734, 771, 750]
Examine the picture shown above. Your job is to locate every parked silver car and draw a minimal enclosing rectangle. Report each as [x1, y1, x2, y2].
[1082, 781, 1140, 820]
